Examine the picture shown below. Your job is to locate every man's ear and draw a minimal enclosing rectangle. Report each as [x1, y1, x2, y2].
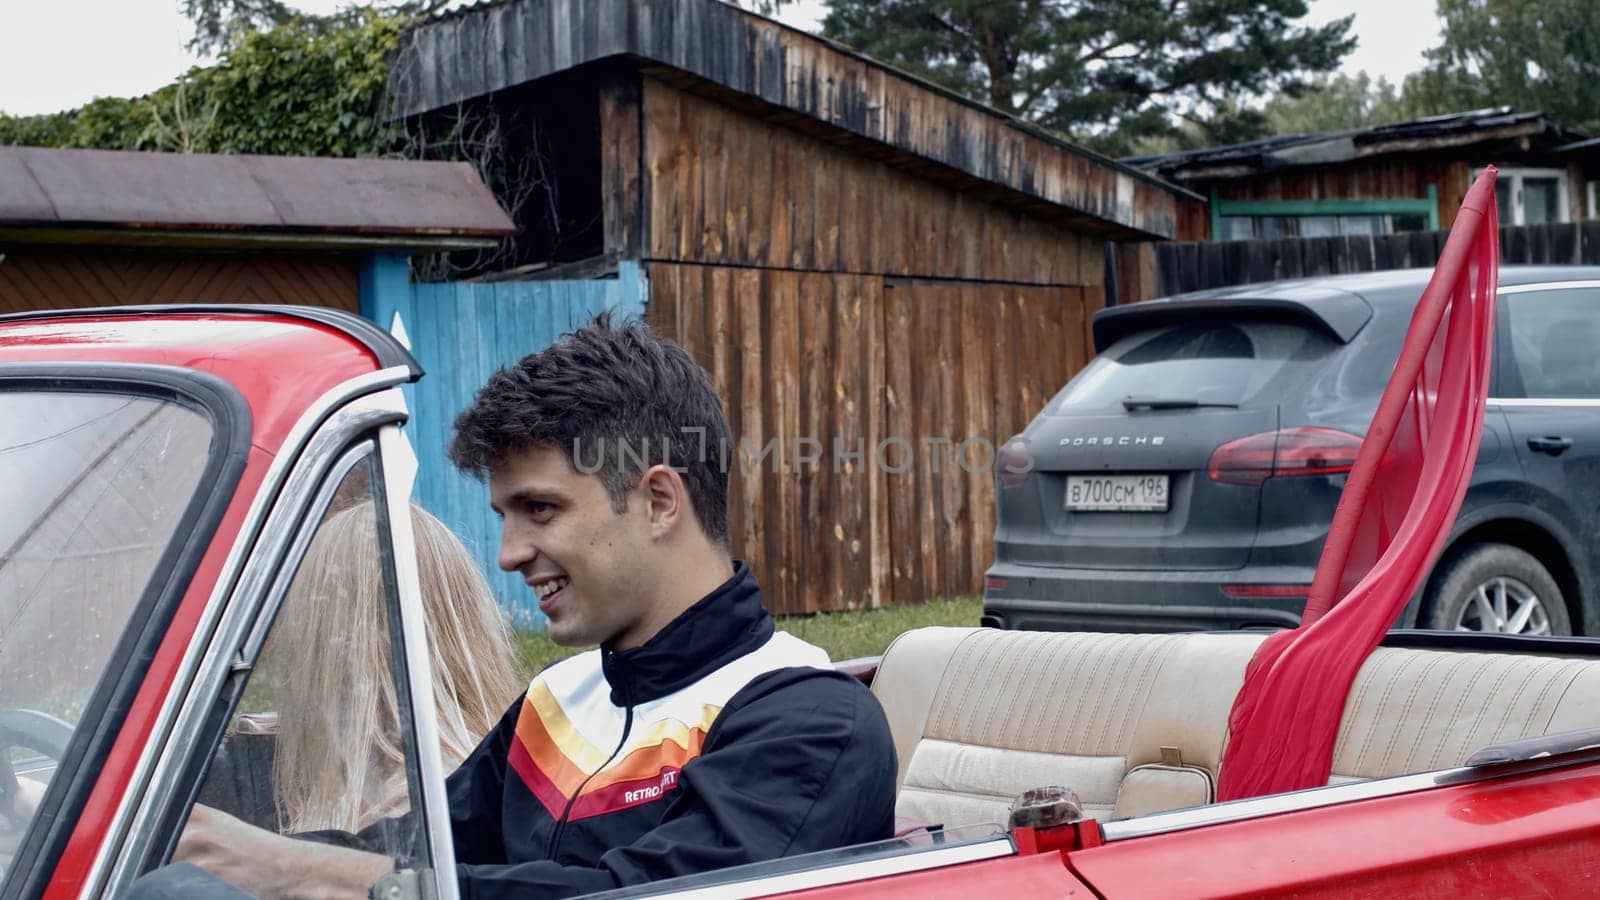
[640, 464, 687, 537]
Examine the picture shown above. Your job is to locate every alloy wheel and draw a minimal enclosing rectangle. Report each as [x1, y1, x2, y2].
[1452, 576, 1552, 635]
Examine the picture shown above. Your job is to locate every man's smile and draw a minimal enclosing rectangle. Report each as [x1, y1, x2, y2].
[532, 575, 571, 612]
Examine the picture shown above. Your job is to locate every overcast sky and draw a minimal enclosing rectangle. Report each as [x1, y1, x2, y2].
[0, 0, 1442, 117]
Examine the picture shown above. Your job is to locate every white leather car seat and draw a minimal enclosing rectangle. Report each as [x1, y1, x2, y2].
[871, 627, 1600, 827]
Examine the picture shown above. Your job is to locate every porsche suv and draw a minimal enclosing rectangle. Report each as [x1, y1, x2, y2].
[983, 266, 1600, 637]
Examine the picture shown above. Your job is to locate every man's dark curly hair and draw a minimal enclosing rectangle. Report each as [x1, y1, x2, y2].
[447, 313, 731, 546]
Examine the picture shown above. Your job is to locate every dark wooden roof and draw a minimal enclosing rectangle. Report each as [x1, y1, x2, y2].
[1126, 108, 1592, 182]
[389, 0, 1200, 240]
[0, 146, 516, 251]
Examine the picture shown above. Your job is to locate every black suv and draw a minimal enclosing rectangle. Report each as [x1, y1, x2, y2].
[984, 266, 1600, 637]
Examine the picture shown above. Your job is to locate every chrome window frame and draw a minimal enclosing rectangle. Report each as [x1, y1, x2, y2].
[374, 422, 460, 900]
[1103, 743, 1600, 842]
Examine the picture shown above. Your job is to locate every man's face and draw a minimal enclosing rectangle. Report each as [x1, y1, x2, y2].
[489, 445, 655, 648]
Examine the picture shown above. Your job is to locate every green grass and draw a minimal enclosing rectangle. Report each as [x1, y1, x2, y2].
[513, 597, 983, 676]
[777, 597, 983, 662]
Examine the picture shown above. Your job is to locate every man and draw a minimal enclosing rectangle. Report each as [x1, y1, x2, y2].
[164, 315, 897, 898]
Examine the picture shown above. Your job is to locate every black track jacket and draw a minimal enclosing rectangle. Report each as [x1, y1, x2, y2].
[441, 563, 897, 898]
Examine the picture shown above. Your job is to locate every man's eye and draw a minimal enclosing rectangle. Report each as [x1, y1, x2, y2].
[527, 501, 554, 517]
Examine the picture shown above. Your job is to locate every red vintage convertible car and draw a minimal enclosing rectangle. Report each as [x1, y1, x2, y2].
[3, 305, 1600, 900]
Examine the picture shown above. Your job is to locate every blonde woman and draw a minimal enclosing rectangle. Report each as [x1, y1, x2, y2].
[266, 500, 524, 833]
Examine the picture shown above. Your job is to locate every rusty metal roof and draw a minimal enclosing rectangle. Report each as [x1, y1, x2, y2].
[0, 146, 517, 250]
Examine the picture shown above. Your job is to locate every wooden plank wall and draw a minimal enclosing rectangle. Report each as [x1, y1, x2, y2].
[1112, 219, 1600, 304]
[626, 79, 1110, 614]
[637, 80, 1104, 289]
[0, 249, 358, 314]
[645, 262, 1098, 615]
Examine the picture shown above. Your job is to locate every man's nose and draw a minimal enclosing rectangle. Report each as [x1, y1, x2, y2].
[497, 527, 535, 573]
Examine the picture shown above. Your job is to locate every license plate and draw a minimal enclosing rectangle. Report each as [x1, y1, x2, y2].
[1065, 475, 1169, 512]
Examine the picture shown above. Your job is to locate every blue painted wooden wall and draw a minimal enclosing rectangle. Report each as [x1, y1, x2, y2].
[367, 262, 649, 628]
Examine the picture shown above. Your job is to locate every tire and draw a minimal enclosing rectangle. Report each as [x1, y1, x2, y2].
[1421, 543, 1573, 636]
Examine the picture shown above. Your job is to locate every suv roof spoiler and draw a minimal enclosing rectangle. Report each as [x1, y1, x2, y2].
[1092, 291, 1373, 353]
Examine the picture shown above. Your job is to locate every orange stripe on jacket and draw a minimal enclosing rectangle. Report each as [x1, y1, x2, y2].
[513, 697, 589, 799]
[579, 726, 710, 794]
[510, 683, 723, 813]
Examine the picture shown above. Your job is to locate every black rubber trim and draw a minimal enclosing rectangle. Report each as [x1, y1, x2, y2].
[982, 597, 1304, 633]
[979, 605, 1600, 658]
[1378, 628, 1600, 658]
[0, 304, 422, 381]
[0, 364, 251, 900]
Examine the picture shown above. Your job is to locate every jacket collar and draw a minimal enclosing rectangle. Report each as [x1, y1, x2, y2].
[599, 561, 774, 706]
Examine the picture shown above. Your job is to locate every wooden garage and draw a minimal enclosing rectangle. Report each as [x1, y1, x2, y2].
[390, 0, 1205, 614]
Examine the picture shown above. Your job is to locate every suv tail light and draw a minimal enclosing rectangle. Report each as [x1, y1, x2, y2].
[996, 437, 1034, 488]
[1208, 427, 1363, 486]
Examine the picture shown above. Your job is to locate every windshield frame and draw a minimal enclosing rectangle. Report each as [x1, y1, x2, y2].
[0, 363, 249, 900]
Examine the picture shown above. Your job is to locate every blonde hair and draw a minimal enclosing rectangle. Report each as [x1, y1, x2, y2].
[269, 500, 524, 833]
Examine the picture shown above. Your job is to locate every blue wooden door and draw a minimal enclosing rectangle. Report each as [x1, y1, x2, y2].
[378, 264, 648, 627]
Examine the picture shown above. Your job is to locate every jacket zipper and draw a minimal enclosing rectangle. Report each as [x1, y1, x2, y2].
[545, 677, 634, 862]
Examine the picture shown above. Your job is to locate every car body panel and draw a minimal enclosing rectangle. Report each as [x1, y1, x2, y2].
[771, 851, 1095, 898]
[1067, 763, 1600, 898]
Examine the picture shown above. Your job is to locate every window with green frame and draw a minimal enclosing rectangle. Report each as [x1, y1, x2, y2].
[1211, 186, 1440, 241]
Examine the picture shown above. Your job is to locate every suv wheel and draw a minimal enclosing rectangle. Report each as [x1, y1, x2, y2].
[1422, 543, 1572, 636]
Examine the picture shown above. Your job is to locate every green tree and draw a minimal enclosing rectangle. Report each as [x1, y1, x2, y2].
[191, 11, 407, 156]
[1259, 72, 1411, 136]
[1406, 0, 1600, 131]
[0, 96, 161, 151]
[820, 0, 1355, 155]
[181, 0, 453, 54]
[0, 12, 407, 157]
[183, 0, 303, 54]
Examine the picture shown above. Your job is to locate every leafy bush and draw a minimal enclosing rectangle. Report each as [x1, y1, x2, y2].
[0, 11, 406, 158]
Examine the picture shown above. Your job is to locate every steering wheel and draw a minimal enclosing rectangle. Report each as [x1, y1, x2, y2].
[0, 709, 73, 834]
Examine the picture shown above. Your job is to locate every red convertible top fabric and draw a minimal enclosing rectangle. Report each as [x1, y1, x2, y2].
[1216, 168, 1501, 801]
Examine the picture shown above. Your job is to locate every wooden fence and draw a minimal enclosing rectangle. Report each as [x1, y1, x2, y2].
[1113, 219, 1600, 304]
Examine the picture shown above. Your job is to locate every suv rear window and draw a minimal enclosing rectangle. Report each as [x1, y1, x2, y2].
[1055, 321, 1334, 411]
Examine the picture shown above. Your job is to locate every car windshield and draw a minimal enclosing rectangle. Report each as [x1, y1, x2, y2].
[0, 388, 213, 881]
[1054, 320, 1335, 411]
